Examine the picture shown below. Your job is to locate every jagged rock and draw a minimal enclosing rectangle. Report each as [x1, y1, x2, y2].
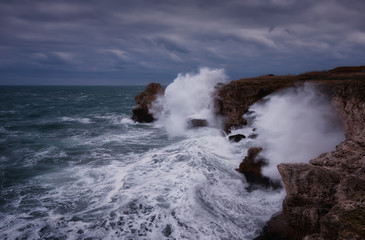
[218, 69, 365, 239]
[253, 212, 297, 240]
[214, 76, 295, 132]
[320, 200, 365, 240]
[228, 134, 246, 142]
[274, 77, 365, 239]
[132, 83, 164, 123]
[236, 147, 280, 190]
[186, 118, 208, 128]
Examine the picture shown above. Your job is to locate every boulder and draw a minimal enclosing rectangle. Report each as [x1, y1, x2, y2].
[214, 76, 295, 132]
[236, 147, 281, 190]
[186, 118, 208, 128]
[132, 83, 164, 123]
[253, 212, 297, 240]
[228, 134, 246, 142]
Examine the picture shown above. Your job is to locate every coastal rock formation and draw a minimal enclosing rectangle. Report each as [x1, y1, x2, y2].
[132, 83, 164, 123]
[186, 118, 208, 128]
[215, 76, 295, 132]
[228, 134, 246, 142]
[275, 79, 365, 240]
[220, 71, 365, 239]
[236, 147, 281, 190]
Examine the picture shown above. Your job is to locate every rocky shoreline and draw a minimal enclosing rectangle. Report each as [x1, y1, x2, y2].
[132, 66, 365, 240]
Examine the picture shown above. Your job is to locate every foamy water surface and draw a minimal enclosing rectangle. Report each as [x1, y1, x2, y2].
[0, 69, 344, 239]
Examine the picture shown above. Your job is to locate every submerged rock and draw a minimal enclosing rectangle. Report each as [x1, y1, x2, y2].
[186, 118, 208, 128]
[132, 83, 164, 123]
[228, 134, 246, 142]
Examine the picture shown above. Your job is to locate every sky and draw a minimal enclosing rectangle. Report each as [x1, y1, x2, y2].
[0, 0, 364, 86]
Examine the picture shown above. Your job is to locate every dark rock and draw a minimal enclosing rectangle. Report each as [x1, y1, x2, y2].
[132, 83, 164, 123]
[236, 147, 281, 190]
[274, 78, 365, 239]
[186, 118, 208, 128]
[214, 76, 295, 132]
[225, 69, 365, 240]
[248, 133, 258, 139]
[320, 200, 365, 240]
[253, 212, 297, 240]
[228, 134, 246, 142]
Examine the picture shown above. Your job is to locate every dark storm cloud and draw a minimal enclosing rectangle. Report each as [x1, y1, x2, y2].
[0, 0, 364, 85]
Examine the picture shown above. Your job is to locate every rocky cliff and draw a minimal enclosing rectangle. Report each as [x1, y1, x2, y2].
[131, 83, 164, 123]
[276, 79, 365, 240]
[131, 68, 365, 239]
[215, 70, 365, 240]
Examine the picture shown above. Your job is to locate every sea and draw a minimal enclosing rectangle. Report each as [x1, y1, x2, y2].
[0, 69, 344, 240]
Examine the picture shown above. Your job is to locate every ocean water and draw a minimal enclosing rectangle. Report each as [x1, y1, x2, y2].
[0, 84, 284, 240]
[0, 68, 344, 240]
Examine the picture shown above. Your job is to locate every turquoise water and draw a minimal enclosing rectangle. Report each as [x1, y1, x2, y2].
[0, 86, 284, 240]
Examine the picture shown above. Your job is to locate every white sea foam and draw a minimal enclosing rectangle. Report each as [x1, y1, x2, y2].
[153, 67, 228, 137]
[60, 116, 92, 124]
[250, 84, 345, 180]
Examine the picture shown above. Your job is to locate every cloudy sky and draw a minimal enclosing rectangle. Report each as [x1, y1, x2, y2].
[0, 0, 364, 85]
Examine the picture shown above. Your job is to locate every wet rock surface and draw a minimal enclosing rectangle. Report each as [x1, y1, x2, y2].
[132, 83, 164, 123]
[236, 147, 281, 191]
[217, 68, 365, 239]
[186, 118, 208, 128]
[228, 134, 246, 142]
[273, 78, 365, 240]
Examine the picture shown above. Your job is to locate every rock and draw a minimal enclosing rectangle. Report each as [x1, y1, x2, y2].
[236, 147, 281, 190]
[186, 118, 208, 128]
[214, 76, 295, 132]
[320, 200, 365, 240]
[240, 69, 365, 239]
[132, 83, 164, 123]
[253, 212, 297, 240]
[228, 134, 246, 142]
[278, 163, 340, 236]
[273, 77, 365, 239]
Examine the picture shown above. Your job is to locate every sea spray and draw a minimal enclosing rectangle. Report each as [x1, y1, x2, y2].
[0, 84, 285, 239]
[249, 84, 345, 180]
[152, 68, 228, 137]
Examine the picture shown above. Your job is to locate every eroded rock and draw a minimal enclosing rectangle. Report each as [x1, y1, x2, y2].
[186, 118, 208, 128]
[132, 83, 164, 123]
[236, 147, 281, 190]
[228, 134, 246, 142]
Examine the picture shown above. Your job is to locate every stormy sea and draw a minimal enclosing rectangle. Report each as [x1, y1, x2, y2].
[0, 69, 344, 240]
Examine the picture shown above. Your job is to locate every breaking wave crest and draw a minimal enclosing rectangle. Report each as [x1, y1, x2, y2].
[153, 67, 228, 137]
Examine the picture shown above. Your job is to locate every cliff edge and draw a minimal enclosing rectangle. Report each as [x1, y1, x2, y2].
[215, 69, 365, 240]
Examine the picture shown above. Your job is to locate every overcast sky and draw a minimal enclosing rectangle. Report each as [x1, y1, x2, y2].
[0, 0, 364, 85]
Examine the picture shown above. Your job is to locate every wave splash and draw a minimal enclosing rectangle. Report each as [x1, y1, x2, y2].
[249, 85, 345, 180]
[153, 67, 228, 137]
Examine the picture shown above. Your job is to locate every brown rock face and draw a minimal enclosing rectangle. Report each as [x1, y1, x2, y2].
[218, 69, 365, 240]
[186, 118, 208, 128]
[132, 83, 164, 123]
[215, 76, 295, 132]
[276, 79, 365, 239]
[236, 147, 281, 190]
